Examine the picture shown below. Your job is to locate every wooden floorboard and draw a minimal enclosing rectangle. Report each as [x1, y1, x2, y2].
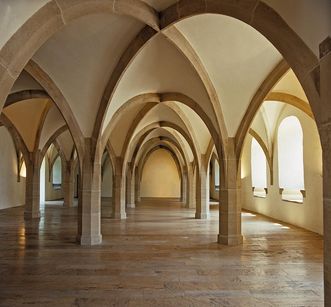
[0, 199, 323, 306]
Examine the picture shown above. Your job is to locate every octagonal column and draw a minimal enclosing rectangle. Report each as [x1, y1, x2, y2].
[181, 167, 187, 205]
[77, 138, 102, 245]
[134, 166, 141, 204]
[218, 138, 242, 245]
[195, 155, 210, 219]
[112, 157, 126, 219]
[320, 37, 331, 304]
[126, 162, 135, 208]
[186, 163, 196, 208]
[25, 150, 41, 219]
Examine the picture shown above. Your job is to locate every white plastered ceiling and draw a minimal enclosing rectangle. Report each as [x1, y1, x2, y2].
[271, 69, 308, 102]
[164, 127, 194, 162]
[0, 0, 51, 50]
[39, 105, 66, 151]
[133, 104, 192, 143]
[263, 0, 331, 57]
[172, 102, 211, 153]
[56, 130, 74, 161]
[2, 1, 329, 159]
[140, 127, 192, 163]
[33, 13, 143, 136]
[102, 33, 213, 134]
[109, 102, 152, 156]
[259, 101, 284, 147]
[176, 14, 282, 137]
[3, 98, 49, 151]
[10, 71, 43, 94]
[251, 68, 310, 149]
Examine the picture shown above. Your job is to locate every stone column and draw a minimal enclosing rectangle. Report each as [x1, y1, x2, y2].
[218, 138, 242, 245]
[319, 37, 331, 304]
[112, 157, 127, 219]
[126, 162, 135, 208]
[24, 151, 41, 219]
[186, 163, 196, 208]
[195, 155, 210, 219]
[134, 166, 141, 204]
[77, 138, 102, 245]
[209, 158, 217, 199]
[62, 159, 75, 207]
[180, 167, 187, 205]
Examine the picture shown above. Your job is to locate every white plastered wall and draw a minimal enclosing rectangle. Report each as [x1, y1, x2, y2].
[241, 105, 323, 234]
[0, 127, 25, 209]
[141, 149, 180, 199]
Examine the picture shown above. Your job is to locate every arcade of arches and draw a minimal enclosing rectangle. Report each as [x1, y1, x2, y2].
[0, 1, 330, 305]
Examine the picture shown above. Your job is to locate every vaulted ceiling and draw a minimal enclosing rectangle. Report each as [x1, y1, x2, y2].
[0, 0, 330, 167]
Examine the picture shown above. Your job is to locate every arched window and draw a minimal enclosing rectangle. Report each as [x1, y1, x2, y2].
[214, 159, 220, 190]
[52, 156, 62, 188]
[20, 161, 27, 178]
[278, 116, 304, 203]
[251, 137, 267, 198]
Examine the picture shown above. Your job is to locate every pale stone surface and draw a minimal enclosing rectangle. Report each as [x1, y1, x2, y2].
[218, 138, 242, 245]
[112, 157, 127, 219]
[320, 43, 331, 306]
[62, 160, 75, 208]
[77, 139, 102, 245]
[126, 163, 135, 208]
[180, 169, 187, 205]
[134, 166, 141, 204]
[195, 155, 210, 219]
[186, 163, 196, 209]
[24, 151, 41, 219]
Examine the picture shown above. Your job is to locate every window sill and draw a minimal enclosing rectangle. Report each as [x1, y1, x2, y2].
[252, 187, 267, 198]
[279, 188, 305, 204]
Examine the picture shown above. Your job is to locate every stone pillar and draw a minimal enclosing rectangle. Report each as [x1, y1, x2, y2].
[112, 157, 127, 219]
[25, 151, 41, 219]
[62, 159, 75, 207]
[195, 155, 210, 219]
[180, 167, 187, 205]
[209, 158, 217, 199]
[319, 37, 331, 305]
[218, 138, 242, 245]
[77, 138, 102, 245]
[134, 166, 141, 204]
[186, 163, 196, 208]
[126, 162, 135, 208]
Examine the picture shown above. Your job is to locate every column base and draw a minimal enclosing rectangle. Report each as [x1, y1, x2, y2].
[127, 203, 135, 208]
[186, 202, 196, 209]
[79, 234, 102, 245]
[195, 212, 210, 219]
[24, 210, 41, 219]
[63, 202, 73, 208]
[112, 211, 127, 219]
[218, 234, 243, 246]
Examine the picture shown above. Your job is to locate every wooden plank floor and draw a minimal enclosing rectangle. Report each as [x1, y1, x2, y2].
[0, 199, 323, 306]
